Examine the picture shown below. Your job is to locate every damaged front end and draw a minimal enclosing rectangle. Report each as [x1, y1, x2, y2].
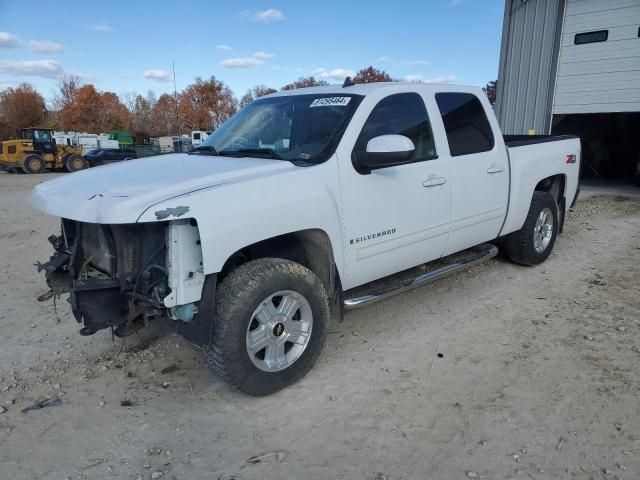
[36, 218, 207, 340]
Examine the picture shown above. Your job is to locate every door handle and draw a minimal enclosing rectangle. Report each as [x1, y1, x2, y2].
[423, 176, 446, 187]
[487, 164, 505, 174]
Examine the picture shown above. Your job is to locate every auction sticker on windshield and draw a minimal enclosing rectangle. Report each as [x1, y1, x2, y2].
[309, 97, 351, 107]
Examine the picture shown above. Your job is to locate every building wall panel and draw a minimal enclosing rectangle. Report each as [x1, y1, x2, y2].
[553, 0, 640, 114]
[496, 0, 565, 134]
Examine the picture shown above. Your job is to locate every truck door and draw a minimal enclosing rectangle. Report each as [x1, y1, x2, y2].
[433, 92, 509, 255]
[336, 92, 452, 289]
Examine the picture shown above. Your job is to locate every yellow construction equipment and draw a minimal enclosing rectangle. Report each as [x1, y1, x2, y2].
[0, 128, 87, 174]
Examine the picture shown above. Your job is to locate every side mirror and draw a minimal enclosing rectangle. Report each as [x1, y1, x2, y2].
[353, 134, 415, 174]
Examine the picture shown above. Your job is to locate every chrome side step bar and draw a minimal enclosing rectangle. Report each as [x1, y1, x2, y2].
[343, 243, 498, 310]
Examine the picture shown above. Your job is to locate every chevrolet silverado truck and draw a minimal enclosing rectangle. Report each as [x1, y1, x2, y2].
[31, 82, 580, 395]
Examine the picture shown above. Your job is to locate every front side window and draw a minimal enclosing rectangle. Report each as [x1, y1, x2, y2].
[435, 92, 494, 157]
[198, 94, 363, 164]
[354, 93, 436, 162]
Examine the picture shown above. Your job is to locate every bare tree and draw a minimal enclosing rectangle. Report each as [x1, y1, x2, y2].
[240, 85, 277, 108]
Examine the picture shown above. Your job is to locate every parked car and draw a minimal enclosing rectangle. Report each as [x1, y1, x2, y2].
[84, 148, 137, 166]
[31, 82, 580, 395]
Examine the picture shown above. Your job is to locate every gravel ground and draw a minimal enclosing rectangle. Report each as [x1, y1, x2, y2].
[1, 172, 640, 480]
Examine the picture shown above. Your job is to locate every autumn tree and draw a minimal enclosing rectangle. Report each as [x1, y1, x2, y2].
[0, 83, 47, 139]
[58, 84, 130, 132]
[53, 74, 81, 112]
[178, 76, 237, 131]
[130, 94, 153, 134]
[150, 93, 179, 136]
[240, 85, 277, 108]
[352, 66, 393, 84]
[100, 92, 131, 131]
[483, 80, 497, 107]
[281, 76, 328, 91]
[58, 84, 101, 131]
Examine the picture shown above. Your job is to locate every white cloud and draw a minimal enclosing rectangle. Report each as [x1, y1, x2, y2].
[403, 60, 429, 66]
[216, 44, 233, 51]
[402, 60, 429, 65]
[88, 24, 113, 32]
[312, 67, 356, 80]
[144, 69, 171, 81]
[29, 40, 64, 53]
[376, 56, 391, 63]
[242, 8, 285, 22]
[219, 51, 275, 68]
[0, 59, 65, 78]
[220, 57, 264, 68]
[425, 74, 458, 83]
[252, 51, 275, 59]
[0, 32, 20, 48]
[404, 74, 458, 83]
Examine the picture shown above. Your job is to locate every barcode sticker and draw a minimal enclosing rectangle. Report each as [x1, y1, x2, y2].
[309, 97, 351, 107]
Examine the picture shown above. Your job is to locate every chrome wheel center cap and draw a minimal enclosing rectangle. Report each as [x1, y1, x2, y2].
[273, 322, 285, 337]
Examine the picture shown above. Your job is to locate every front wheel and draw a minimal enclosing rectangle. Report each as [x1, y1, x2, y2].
[65, 154, 88, 172]
[202, 258, 329, 395]
[22, 154, 46, 174]
[504, 191, 559, 266]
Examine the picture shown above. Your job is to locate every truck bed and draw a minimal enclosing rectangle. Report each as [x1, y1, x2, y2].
[503, 134, 578, 148]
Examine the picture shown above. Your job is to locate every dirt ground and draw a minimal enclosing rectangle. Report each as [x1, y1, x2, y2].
[1, 172, 640, 480]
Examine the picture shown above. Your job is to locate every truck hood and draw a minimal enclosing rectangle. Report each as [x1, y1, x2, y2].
[30, 153, 294, 224]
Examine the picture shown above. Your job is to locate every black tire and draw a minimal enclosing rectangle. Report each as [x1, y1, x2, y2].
[22, 154, 46, 174]
[65, 154, 87, 172]
[504, 191, 559, 266]
[202, 258, 330, 396]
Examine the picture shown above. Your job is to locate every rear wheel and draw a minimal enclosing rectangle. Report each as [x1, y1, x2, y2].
[202, 258, 330, 395]
[65, 154, 87, 172]
[504, 191, 559, 266]
[22, 154, 46, 174]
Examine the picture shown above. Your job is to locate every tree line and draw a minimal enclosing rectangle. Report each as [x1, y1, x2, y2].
[0, 66, 495, 141]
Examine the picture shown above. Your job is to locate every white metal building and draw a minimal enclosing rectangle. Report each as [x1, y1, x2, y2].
[496, 0, 640, 180]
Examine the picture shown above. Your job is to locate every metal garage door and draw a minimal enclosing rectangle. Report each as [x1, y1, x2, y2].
[553, 0, 640, 114]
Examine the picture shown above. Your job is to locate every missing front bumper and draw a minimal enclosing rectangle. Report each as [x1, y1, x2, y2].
[37, 220, 168, 334]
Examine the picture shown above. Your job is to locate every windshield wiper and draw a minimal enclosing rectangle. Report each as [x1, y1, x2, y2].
[189, 145, 218, 156]
[220, 148, 282, 160]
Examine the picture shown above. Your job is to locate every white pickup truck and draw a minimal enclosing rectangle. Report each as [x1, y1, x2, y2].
[32, 82, 580, 395]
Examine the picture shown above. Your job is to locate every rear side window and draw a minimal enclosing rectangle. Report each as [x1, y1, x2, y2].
[435, 92, 494, 157]
[574, 30, 608, 45]
[354, 93, 436, 161]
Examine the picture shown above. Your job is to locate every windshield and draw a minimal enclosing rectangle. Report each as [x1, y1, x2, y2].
[198, 93, 363, 163]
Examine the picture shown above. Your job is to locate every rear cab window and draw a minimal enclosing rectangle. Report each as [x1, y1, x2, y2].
[435, 92, 494, 157]
[353, 92, 437, 163]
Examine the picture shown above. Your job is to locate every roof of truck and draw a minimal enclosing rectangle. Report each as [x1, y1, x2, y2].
[270, 81, 482, 98]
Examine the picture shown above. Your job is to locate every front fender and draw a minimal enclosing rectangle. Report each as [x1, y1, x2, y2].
[136, 159, 347, 283]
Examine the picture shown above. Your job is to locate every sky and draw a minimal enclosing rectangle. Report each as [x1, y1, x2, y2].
[0, 0, 505, 105]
